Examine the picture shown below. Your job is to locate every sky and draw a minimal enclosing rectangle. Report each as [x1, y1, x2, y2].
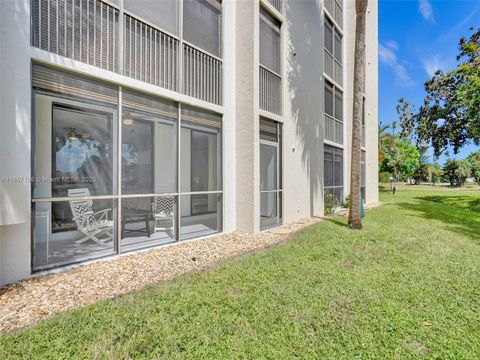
[378, 0, 480, 164]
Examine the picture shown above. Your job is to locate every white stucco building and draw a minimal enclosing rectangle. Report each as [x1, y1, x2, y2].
[0, 0, 378, 285]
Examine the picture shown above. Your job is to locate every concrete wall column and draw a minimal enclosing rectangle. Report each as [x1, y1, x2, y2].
[0, 0, 32, 285]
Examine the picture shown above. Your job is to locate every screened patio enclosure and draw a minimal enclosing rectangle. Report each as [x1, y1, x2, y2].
[259, 119, 282, 230]
[32, 64, 222, 271]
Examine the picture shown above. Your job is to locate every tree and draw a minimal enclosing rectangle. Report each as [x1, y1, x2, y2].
[466, 150, 480, 184]
[348, 0, 368, 229]
[401, 28, 480, 157]
[412, 150, 429, 184]
[378, 122, 394, 168]
[442, 159, 471, 187]
[382, 137, 421, 183]
[427, 162, 443, 185]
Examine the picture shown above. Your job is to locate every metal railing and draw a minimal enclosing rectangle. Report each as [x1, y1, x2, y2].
[266, 0, 283, 13]
[32, 0, 119, 72]
[183, 44, 223, 105]
[259, 66, 282, 115]
[324, 0, 343, 29]
[31, 0, 224, 105]
[123, 14, 178, 91]
[325, 113, 343, 144]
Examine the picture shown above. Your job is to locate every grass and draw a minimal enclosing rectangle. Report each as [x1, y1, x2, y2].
[2, 185, 480, 358]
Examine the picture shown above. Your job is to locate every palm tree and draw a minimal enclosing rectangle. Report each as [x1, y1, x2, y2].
[378, 122, 391, 165]
[348, 0, 368, 229]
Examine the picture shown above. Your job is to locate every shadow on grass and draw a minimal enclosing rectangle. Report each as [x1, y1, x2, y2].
[323, 216, 348, 228]
[397, 195, 480, 242]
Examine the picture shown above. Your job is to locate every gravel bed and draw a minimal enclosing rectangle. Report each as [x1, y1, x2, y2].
[0, 217, 321, 333]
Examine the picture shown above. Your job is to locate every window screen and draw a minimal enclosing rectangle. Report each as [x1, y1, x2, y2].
[183, 0, 222, 57]
[324, 146, 333, 187]
[325, 82, 334, 116]
[324, 18, 333, 54]
[324, 145, 343, 187]
[334, 90, 343, 121]
[260, 8, 281, 74]
[334, 29, 342, 63]
[124, 0, 178, 35]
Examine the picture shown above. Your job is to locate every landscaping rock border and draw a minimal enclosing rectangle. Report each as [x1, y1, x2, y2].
[0, 217, 322, 333]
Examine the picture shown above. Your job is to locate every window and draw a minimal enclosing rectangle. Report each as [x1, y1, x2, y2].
[32, 64, 118, 270]
[324, 80, 343, 144]
[260, 8, 281, 74]
[260, 119, 282, 230]
[324, 145, 343, 208]
[180, 106, 222, 240]
[324, 15, 342, 85]
[31, 64, 223, 270]
[183, 0, 222, 57]
[120, 90, 178, 251]
[334, 29, 342, 63]
[324, 18, 333, 54]
[325, 82, 334, 117]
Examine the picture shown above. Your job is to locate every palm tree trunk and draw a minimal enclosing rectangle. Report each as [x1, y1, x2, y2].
[348, 0, 368, 229]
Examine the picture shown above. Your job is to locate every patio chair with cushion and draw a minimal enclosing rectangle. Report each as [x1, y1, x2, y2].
[151, 196, 175, 237]
[68, 188, 113, 245]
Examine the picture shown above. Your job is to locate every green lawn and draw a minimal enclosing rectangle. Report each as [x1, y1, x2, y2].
[2, 185, 480, 358]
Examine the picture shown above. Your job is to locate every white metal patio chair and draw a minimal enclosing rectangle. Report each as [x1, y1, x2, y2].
[68, 188, 113, 245]
[151, 196, 175, 237]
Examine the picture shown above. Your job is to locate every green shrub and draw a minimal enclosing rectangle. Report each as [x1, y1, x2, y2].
[379, 172, 391, 183]
[324, 190, 340, 215]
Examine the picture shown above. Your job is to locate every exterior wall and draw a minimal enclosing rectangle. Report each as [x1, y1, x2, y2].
[235, 0, 260, 233]
[283, 0, 325, 220]
[344, 0, 379, 204]
[0, 0, 378, 285]
[0, 0, 32, 284]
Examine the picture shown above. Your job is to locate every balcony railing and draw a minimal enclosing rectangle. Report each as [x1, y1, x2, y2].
[266, 0, 283, 13]
[32, 0, 119, 72]
[31, 0, 224, 105]
[324, 0, 343, 28]
[183, 44, 223, 105]
[124, 15, 178, 91]
[324, 49, 343, 86]
[325, 113, 343, 144]
[260, 66, 282, 115]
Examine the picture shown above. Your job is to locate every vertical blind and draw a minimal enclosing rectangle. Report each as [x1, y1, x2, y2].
[183, 0, 222, 57]
[123, 0, 178, 35]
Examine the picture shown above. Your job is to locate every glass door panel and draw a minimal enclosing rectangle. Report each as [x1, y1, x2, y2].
[260, 141, 281, 230]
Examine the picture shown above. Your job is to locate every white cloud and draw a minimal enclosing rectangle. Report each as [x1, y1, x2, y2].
[384, 40, 399, 51]
[378, 42, 416, 87]
[422, 55, 449, 77]
[419, 0, 435, 23]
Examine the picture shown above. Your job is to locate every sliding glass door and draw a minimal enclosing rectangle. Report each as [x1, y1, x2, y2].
[259, 119, 282, 230]
[31, 64, 223, 271]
